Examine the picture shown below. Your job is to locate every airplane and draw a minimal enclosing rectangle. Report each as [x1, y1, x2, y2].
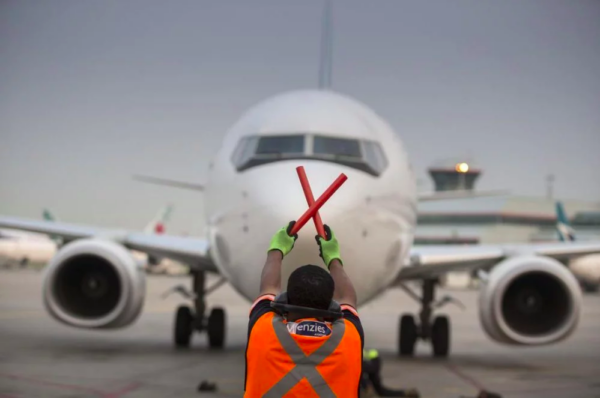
[42, 208, 58, 222]
[143, 204, 173, 235]
[0, 205, 174, 270]
[0, 208, 61, 267]
[42, 208, 67, 245]
[0, 228, 56, 268]
[44, 205, 173, 236]
[556, 201, 600, 292]
[1, 2, 599, 358]
[556, 202, 576, 242]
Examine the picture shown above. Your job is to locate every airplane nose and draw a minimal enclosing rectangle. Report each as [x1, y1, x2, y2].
[212, 164, 354, 297]
[249, 162, 356, 228]
[246, 164, 375, 278]
[211, 162, 409, 303]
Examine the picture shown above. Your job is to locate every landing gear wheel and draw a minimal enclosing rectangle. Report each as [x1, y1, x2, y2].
[398, 314, 418, 356]
[581, 281, 599, 293]
[431, 315, 450, 357]
[174, 306, 194, 348]
[207, 307, 226, 349]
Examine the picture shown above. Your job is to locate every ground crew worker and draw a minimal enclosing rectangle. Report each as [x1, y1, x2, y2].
[361, 349, 420, 397]
[245, 222, 364, 397]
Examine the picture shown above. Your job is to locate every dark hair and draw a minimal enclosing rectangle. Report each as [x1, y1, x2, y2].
[287, 265, 335, 310]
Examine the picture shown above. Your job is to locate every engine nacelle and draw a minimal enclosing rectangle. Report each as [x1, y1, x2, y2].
[479, 255, 581, 345]
[43, 239, 145, 329]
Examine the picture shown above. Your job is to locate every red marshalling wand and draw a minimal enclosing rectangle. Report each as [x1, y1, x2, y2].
[288, 166, 348, 237]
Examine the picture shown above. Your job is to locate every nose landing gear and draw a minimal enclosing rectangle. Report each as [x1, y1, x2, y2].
[165, 271, 227, 349]
[398, 279, 462, 357]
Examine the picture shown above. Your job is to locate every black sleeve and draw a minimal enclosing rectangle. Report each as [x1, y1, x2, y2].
[343, 308, 365, 397]
[343, 309, 365, 349]
[248, 298, 275, 333]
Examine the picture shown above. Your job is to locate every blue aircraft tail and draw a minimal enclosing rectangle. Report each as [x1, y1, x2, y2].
[556, 201, 576, 241]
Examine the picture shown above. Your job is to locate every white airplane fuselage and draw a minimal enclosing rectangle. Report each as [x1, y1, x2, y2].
[569, 254, 600, 290]
[0, 231, 56, 265]
[203, 90, 417, 304]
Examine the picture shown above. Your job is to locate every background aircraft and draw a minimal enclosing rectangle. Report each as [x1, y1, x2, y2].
[0, 208, 62, 268]
[556, 201, 600, 292]
[44, 205, 173, 236]
[0, 205, 175, 270]
[0, 228, 56, 268]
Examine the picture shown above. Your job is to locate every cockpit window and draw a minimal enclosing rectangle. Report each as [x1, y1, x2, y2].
[231, 134, 388, 176]
[231, 136, 259, 169]
[256, 135, 305, 155]
[362, 140, 388, 172]
[314, 136, 362, 158]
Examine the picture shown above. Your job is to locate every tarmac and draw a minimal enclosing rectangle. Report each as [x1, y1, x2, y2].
[1, 269, 599, 398]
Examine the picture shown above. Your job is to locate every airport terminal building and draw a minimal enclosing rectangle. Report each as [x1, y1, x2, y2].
[415, 161, 600, 247]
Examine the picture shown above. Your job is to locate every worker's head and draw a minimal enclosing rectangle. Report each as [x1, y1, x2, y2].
[287, 264, 334, 310]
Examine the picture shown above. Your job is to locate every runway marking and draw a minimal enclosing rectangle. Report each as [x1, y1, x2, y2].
[104, 383, 141, 398]
[444, 362, 488, 392]
[0, 373, 141, 398]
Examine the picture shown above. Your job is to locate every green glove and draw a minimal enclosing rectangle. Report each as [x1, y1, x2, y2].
[268, 221, 298, 257]
[363, 348, 379, 360]
[315, 225, 342, 268]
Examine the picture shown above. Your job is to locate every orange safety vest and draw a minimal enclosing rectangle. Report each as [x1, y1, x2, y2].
[245, 311, 362, 397]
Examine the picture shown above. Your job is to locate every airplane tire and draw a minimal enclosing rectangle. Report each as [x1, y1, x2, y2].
[174, 306, 194, 348]
[399, 314, 417, 356]
[581, 281, 599, 293]
[431, 315, 450, 357]
[208, 307, 226, 349]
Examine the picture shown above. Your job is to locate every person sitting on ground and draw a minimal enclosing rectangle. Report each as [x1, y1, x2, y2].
[361, 348, 420, 397]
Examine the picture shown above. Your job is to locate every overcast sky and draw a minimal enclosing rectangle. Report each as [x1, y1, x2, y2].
[1, 0, 599, 235]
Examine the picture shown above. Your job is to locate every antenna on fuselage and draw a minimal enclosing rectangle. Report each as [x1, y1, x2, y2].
[318, 0, 333, 89]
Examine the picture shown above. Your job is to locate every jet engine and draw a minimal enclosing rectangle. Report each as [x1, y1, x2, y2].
[43, 239, 145, 329]
[479, 255, 581, 345]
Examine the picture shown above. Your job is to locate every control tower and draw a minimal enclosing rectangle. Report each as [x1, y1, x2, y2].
[428, 160, 481, 192]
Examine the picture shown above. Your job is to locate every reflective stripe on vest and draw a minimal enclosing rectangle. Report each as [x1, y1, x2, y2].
[263, 315, 346, 398]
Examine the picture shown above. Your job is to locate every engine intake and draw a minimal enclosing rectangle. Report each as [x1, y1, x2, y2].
[43, 239, 145, 329]
[479, 255, 581, 345]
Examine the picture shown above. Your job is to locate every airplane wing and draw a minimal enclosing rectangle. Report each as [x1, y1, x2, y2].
[0, 216, 218, 273]
[125, 233, 215, 271]
[397, 241, 600, 281]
